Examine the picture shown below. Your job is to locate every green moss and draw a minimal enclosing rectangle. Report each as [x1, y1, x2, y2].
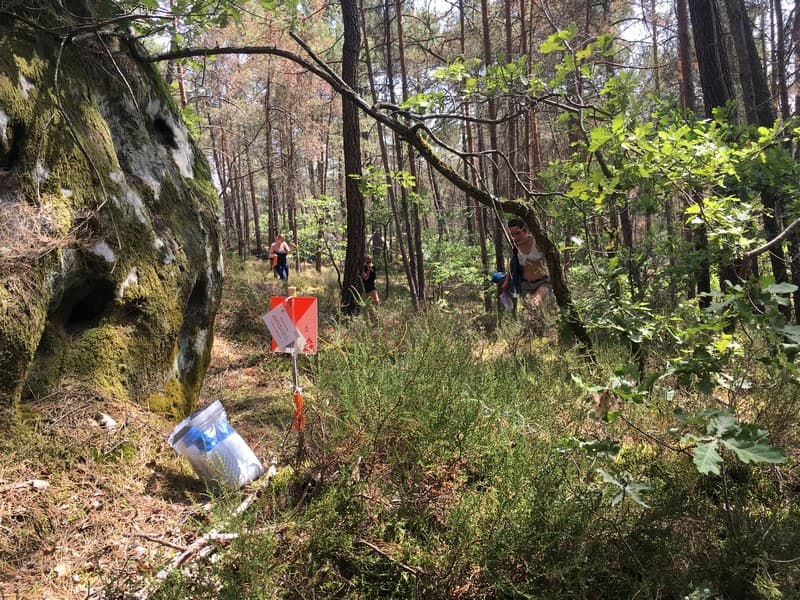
[38, 196, 74, 235]
[130, 263, 186, 333]
[0, 334, 36, 403]
[90, 441, 138, 464]
[1, 17, 221, 412]
[148, 374, 191, 417]
[0, 280, 48, 404]
[0, 38, 38, 124]
[61, 325, 134, 399]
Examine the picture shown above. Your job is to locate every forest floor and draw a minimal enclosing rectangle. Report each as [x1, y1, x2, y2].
[7, 259, 800, 598]
[0, 260, 304, 599]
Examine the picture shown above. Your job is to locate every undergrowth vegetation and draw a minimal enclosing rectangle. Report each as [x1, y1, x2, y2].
[4, 260, 800, 599]
[143, 261, 800, 599]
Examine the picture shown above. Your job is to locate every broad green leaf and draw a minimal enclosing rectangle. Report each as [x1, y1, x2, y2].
[540, 28, 575, 54]
[697, 375, 714, 395]
[567, 180, 590, 199]
[721, 438, 788, 465]
[711, 334, 739, 354]
[768, 282, 798, 295]
[693, 441, 722, 475]
[598, 469, 651, 507]
[781, 324, 800, 344]
[580, 439, 620, 457]
[685, 204, 701, 215]
[599, 468, 621, 486]
[622, 481, 652, 508]
[589, 127, 613, 152]
[610, 113, 626, 134]
[708, 411, 738, 436]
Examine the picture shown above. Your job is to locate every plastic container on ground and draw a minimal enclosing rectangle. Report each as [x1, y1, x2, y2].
[168, 400, 264, 490]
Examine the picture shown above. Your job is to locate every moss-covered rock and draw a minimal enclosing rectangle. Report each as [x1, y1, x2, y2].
[0, 4, 222, 416]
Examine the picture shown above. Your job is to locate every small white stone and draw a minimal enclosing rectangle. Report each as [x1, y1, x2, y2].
[89, 240, 117, 263]
[33, 160, 49, 184]
[19, 74, 33, 98]
[0, 109, 8, 142]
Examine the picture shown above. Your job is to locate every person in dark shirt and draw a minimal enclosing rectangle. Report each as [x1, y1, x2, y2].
[361, 254, 380, 305]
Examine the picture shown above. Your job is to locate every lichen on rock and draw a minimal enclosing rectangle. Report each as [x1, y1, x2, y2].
[0, 4, 222, 416]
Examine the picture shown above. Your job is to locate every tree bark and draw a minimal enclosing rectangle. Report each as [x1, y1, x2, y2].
[676, 0, 696, 111]
[459, 0, 491, 311]
[688, 0, 736, 119]
[724, 0, 790, 318]
[264, 80, 279, 243]
[246, 149, 262, 255]
[688, 0, 737, 302]
[395, 0, 426, 309]
[480, 0, 505, 275]
[340, 0, 366, 315]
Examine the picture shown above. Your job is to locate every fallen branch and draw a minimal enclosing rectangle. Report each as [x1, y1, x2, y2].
[0, 479, 50, 493]
[136, 528, 232, 596]
[134, 524, 293, 599]
[122, 532, 187, 552]
[132, 460, 280, 600]
[356, 538, 425, 576]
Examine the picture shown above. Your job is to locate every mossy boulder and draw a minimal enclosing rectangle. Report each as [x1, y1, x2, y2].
[0, 5, 222, 416]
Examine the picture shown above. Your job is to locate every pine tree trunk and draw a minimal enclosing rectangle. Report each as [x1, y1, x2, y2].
[340, 0, 366, 315]
[395, 0, 426, 309]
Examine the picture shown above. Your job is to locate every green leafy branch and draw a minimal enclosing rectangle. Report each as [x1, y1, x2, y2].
[679, 409, 787, 476]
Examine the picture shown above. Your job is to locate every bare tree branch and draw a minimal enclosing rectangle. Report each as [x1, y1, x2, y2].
[744, 218, 800, 261]
[137, 33, 593, 351]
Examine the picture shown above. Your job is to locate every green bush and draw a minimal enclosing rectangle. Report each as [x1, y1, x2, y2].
[138, 266, 800, 599]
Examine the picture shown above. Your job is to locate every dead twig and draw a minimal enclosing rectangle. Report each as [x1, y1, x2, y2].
[132, 460, 280, 600]
[0, 479, 50, 493]
[122, 533, 187, 552]
[356, 538, 425, 576]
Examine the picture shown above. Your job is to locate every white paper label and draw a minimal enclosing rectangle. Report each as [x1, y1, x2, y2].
[262, 304, 297, 351]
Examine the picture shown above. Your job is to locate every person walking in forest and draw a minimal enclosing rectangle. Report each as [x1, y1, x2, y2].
[501, 218, 554, 323]
[361, 254, 380, 305]
[268, 234, 292, 280]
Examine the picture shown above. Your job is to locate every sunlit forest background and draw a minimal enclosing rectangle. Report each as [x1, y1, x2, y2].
[4, 0, 800, 597]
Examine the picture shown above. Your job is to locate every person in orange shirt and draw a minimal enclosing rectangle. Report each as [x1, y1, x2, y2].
[268, 234, 292, 280]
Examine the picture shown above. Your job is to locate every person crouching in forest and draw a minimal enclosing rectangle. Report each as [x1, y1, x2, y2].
[501, 218, 554, 329]
[268, 234, 292, 280]
[361, 255, 380, 305]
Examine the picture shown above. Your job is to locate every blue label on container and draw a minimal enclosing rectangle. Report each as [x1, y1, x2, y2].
[192, 421, 234, 452]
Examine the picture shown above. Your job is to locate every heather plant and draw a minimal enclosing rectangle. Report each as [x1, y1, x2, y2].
[71, 261, 799, 600]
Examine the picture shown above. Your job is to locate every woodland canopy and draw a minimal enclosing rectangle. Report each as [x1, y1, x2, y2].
[3, 0, 800, 597]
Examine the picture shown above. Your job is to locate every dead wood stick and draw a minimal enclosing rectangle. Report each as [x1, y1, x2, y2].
[133, 528, 229, 599]
[122, 532, 187, 552]
[356, 538, 424, 576]
[133, 460, 279, 600]
[0, 479, 49, 493]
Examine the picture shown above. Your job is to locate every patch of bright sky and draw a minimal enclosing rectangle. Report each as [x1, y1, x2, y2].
[411, 0, 658, 46]
[618, 0, 672, 45]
